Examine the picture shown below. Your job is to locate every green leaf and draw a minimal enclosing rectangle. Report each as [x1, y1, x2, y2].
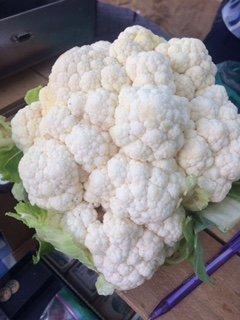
[7, 202, 48, 229]
[0, 144, 23, 183]
[96, 275, 115, 296]
[0, 116, 23, 183]
[12, 182, 28, 202]
[0, 116, 12, 148]
[32, 236, 54, 264]
[166, 216, 194, 265]
[166, 214, 210, 282]
[193, 215, 215, 233]
[182, 216, 194, 245]
[24, 85, 43, 105]
[7, 202, 96, 271]
[182, 186, 210, 212]
[200, 196, 240, 233]
[166, 239, 192, 265]
[189, 234, 210, 283]
[228, 181, 240, 201]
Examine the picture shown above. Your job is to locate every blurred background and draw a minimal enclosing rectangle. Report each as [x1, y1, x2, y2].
[101, 0, 222, 39]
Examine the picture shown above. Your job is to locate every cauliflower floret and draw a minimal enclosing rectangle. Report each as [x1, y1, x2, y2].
[101, 64, 131, 92]
[178, 134, 214, 176]
[178, 85, 240, 202]
[65, 124, 117, 172]
[67, 92, 87, 118]
[39, 105, 78, 142]
[40, 44, 119, 111]
[156, 38, 217, 98]
[85, 212, 167, 290]
[91, 41, 111, 54]
[83, 89, 118, 130]
[19, 139, 83, 211]
[110, 25, 166, 64]
[147, 207, 185, 246]
[174, 73, 195, 100]
[196, 84, 229, 104]
[110, 85, 190, 161]
[67, 88, 118, 130]
[85, 153, 186, 225]
[63, 202, 98, 243]
[11, 102, 42, 152]
[125, 51, 175, 92]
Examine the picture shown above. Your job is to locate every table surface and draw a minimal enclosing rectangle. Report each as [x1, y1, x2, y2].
[0, 60, 240, 320]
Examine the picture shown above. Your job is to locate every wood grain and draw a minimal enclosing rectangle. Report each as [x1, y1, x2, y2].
[0, 70, 46, 110]
[211, 224, 240, 243]
[119, 233, 240, 320]
[32, 58, 56, 79]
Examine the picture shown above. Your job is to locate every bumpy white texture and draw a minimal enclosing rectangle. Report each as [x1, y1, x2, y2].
[63, 202, 98, 243]
[39, 106, 78, 142]
[65, 124, 117, 173]
[110, 25, 166, 64]
[83, 89, 118, 130]
[178, 85, 240, 202]
[156, 38, 217, 98]
[84, 153, 186, 226]
[147, 207, 185, 246]
[110, 85, 190, 161]
[125, 51, 175, 91]
[174, 73, 195, 100]
[39, 44, 114, 110]
[85, 212, 167, 290]
[11, 102, 42, 152]
[19, 139, 83, 211]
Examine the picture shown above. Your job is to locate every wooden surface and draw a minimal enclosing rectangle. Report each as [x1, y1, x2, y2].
[0, 70, 46, 110]
[0, 60, 240, 320]
[119, 233, 240, 320]
[211, 225, 240, 243]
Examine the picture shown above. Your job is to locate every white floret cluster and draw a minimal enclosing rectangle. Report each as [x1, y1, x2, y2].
[11, 26, 240, 291]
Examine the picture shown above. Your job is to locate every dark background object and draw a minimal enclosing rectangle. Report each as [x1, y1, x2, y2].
[216, 60, 240, 109]
[0, 254, 63, 320]
[93, 1, 169, 43]
[204, 0, 240, 63]
[0, 0, 96, 80]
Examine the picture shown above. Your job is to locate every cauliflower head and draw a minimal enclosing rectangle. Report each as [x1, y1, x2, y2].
[9, 25, 240, 292]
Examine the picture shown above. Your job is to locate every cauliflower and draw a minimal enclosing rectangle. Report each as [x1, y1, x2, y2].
[63, 202, 98, 243]
[39, 105, 78, 142]
[85, 212, 167, 290]
[83, 89, 118, 130]
[39, 43, 125, 112]
[178, 85, 240, 202]
[110, 25, 165, 64]
[156, 38, 217, 98]
[84, 153, 186, 226]
[110, 85, 190, 161]
[8, 25, 240, 293]
[64, 124, 117, 172]
[11, 101, 42, 152]
[18, 139, 83, 212]
[125, 51, 175, 90]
